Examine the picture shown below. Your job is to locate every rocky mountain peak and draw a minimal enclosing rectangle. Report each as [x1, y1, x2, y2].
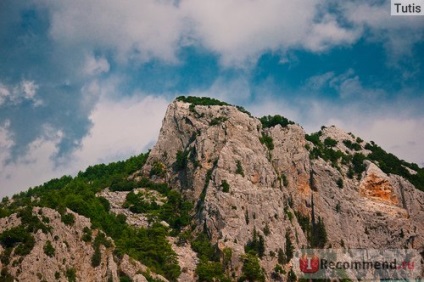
[140, 96, 424, 279]
[1, 96, 423, 281]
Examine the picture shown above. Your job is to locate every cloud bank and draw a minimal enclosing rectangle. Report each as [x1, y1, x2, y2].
[0, 0, 423, 197]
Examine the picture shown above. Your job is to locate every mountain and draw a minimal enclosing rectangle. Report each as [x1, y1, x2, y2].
[1, 96, 423, 281]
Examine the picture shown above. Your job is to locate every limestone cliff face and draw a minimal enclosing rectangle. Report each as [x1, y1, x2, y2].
[143, 100, 424, 279]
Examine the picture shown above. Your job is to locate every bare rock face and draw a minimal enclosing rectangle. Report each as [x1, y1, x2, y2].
[142, 100, 424, 280]
[168, 237, 198, 282]
[119, 255, 168, 282]
[360, 162, 399, 205]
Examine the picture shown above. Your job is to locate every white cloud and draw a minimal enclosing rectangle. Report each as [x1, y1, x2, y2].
[43, 0, 185, 63]
[303, 14, 361, 52]
[0, 126, 61, 198]
[70, 95, 168, 166]
[21, 80, 37, 100]
[186, 76, 252, 105]
[84, 55, 110, 76]
[0, 120, 13, 166]
[39, 0, 361, 67]
[335, 75, 385, 100]
[0, 84, 10, 105]
[341, 1, 424, 62]
[37, 0, 422, 68]
[0, 80, 42, 107]
[309, 69, 386, 99]
[182, 0, 359, 66]
[306, 71, 335, 90]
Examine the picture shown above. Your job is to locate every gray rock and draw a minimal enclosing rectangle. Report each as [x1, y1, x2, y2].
[142, 100, 424, 280]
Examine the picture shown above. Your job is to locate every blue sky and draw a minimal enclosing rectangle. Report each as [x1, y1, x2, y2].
[0, 0, 423, 197]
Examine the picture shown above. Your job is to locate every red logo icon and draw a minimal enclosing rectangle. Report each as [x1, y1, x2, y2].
[299, 255, 320, 273]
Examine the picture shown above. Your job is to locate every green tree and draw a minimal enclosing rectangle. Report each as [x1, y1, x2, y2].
[240, 252, 265, 282]
[285, 232, 294, 263]
[43, 240, 55, 257]
[174, 150, 189, 171]
[324, 137, 337, 147]
[259, 134, 274, 150]
[195, 261, 224, 282]
[336, 178, 344, 188]
[311, 217, 327, 248]
[221, 180, 230, 193]
[66, 268, 77, 282]
[260, 115, 294, 128]
[244, 228, 265, 258]
[236, 160, 245, 177]
[91, 245, 101, 267]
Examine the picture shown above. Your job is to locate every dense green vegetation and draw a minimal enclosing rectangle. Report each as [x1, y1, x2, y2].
[76, 153, 149, 189]
[352, 153, 366, 175]
[191, 231, 231, 282]
[260, 115, 294, 129]
[343, 139, 361, 151]
[324, 137, 337, 148]
[336, 178, 344, 189]
[240, 252, 265, 282]
[117, 224, 180, 280]
[307, 131, 367, 177]
[306, 132, 347, 169]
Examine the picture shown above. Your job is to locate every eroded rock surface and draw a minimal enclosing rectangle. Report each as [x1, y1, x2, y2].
[141, 100, 424, 280]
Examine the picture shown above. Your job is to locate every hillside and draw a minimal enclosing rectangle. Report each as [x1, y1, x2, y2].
[1, 96, 424, 281]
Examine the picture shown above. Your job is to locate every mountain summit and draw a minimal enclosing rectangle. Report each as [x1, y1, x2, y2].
[1, 96, 423, 281]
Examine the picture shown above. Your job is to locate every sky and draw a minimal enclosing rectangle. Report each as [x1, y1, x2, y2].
[0, 0, 423, 198]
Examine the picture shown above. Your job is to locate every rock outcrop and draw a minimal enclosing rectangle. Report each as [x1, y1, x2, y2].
[142, 99, 424, 280]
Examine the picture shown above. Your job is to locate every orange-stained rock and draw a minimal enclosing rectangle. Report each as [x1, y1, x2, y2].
[360, 162, 399, 205]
